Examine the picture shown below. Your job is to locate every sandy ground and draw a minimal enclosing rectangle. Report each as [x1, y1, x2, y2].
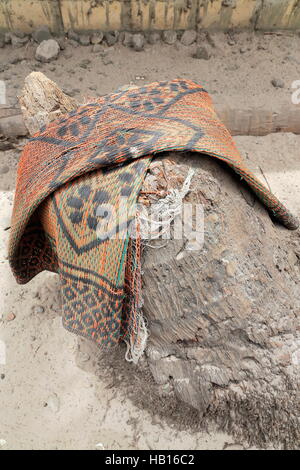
[1, 31, 300, 111]
[0, 31, 300, 450]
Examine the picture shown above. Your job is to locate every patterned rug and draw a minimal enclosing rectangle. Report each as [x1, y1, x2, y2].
[8, 79, 299, 350]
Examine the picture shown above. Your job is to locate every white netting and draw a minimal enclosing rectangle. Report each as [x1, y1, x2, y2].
[125, 310, 148, 364]
[124, 169, 195, 363]
[124, 219, 149, 364]
[139, 168, 195, 245]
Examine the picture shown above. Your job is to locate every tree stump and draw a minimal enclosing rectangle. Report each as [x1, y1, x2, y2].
[18, 72, 300, 449]
[140, 154, 300, 449]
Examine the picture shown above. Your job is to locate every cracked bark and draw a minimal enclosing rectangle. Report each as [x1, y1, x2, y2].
[141, 153, 300, 449]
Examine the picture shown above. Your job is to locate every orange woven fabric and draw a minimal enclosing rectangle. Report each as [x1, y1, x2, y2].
[8, 79, 299, 347]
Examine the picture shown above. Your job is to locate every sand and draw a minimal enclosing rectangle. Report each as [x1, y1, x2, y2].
[0, 30, 299, 450]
